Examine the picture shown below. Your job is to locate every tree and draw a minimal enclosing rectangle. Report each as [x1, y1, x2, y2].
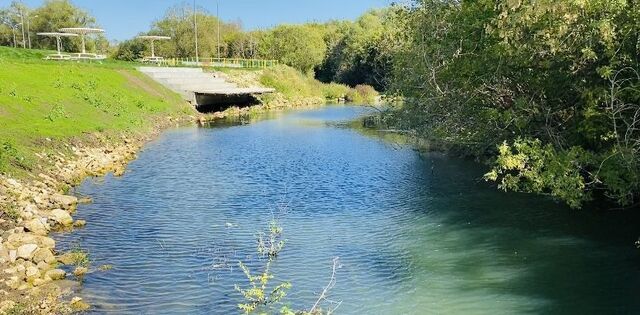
[388, 0, 640, 208]
[258, 24, 326, 74]
[30, 0, 97, 51]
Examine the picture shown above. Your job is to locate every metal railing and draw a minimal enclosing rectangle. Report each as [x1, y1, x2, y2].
[159, 57, 279, 69]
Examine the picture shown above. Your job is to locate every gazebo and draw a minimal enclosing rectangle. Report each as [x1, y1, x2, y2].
[137, 35, 171, 63]
[36, 32, 78, 60]
[58, 27, 106, 60]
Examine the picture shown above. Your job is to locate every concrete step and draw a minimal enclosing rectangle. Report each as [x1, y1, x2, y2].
[160, 77, 227, 85]
[138, 67, 203, 74]
[172, 84, 240, 91]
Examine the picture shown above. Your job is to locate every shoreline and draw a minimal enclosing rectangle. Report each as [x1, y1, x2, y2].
[0, 96, 330, 313]
[0, 114, 195, 313]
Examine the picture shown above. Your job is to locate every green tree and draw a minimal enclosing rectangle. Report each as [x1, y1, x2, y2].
[387, 0, 640, 208]
[258, 24, 326, 74]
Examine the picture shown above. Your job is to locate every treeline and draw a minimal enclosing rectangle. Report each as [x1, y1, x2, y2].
[114, 4, 399, 91]
[1, 1, 395, 91]
[385, 0, 640, 209]
[0, 0, 108, 53]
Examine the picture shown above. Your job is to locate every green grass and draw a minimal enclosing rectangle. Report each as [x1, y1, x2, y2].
[0, 46, 192, 176]
[258, 65, 379, 103]
[259, 65, 324, 99]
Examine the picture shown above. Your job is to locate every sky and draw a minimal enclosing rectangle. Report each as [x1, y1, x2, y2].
[7, 0, 394, 41]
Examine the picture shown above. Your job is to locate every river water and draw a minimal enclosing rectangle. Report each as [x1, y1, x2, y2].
[58, 106, 640, 314]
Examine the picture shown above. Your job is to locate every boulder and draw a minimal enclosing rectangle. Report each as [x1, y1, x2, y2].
[17, 244, 38, 260]
[24, 218, 49, 236]
[73, 266, 88, 277]
[49, 209, 73, 226]
[32, 248, 55, 264]
[8, 250, 16, 263]
[0, 300, 16, 313]
[70, 297, 90, 311]
[32, 278, 49, 287]
[25, 265, 40, 282]
[6, 233, 55, 249]
[36, 261, 50, 271]
[51, 194, 78, 209]
[0, 244, 8, 263]
[24, 204, 38, 213]
[44, 269, 66, 281]
[73, 220, 86, 228]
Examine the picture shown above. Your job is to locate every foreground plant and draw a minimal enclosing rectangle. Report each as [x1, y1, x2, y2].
[235, 216, 341, 314]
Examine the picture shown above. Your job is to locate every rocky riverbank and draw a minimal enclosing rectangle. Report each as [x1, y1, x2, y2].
[0, 115, 194, 314]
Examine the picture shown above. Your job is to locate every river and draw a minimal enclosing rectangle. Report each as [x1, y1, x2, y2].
[57, 105, 640, 314]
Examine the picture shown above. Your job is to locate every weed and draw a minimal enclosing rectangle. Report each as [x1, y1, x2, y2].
[2, 203, 21, 222]
[46, 104, 67, 122]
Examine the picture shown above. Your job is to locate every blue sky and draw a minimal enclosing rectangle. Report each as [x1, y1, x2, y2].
[9, 0, 394, 41]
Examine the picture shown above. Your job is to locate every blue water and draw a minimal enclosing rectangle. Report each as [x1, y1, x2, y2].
[58, 106, 640, 314]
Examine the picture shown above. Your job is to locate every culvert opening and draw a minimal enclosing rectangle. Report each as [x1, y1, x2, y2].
[194, 93, 261, 113]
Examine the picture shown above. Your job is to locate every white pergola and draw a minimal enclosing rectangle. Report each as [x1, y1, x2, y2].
[36, 32, 78, 57]
[58, 27, 105, 54]
[137, 35, 171, 58]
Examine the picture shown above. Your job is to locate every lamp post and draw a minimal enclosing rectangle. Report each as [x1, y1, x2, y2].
[26, 14, 38, 49]
[19, 9, 25, 48]
[217, 0, 220, 59]
[193, 0, 199, 63]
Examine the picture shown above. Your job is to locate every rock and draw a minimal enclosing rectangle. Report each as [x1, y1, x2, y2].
[0, 300, 16, 313]
[78, 197, 93, 204]
[70, 296, 90, 311]
[5, 276, 20, 289]
[33, 278, 49, 287]
[25, 265, 41, 282]
[49, 209, 73, 226]
[15, 264, 25, 276]
[24, 218, 49, 235]
[36, 261, 50, 271]
[17, 244, 38, 260]
[73, 266, 88, 277]
[0, 244, 8, 263]
[6, 233, 55, 249]
[73, 219, 86, 228]
[24, 204, 38, 213]
[9, 250, 17, 263]
[5, 178, 19, 188]
[32, 248, 55, 264]
[44, 269, 66, 281]
[3, 267, 17, 274]
[17, 283, 30, 291]
[51, 194, 78, 209]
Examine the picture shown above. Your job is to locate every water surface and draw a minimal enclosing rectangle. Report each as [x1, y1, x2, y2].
[59, 106, 640, 314]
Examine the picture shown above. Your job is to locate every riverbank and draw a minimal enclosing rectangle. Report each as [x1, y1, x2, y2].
[0, 46, 358, 313]
[197, 65, 378, 123]
[0, 46, 197, 312]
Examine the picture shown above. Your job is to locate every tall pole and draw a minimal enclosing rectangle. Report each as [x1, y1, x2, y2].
[26, 14, 31, 49]
[20, 10, 25, 48]
[193, 0, 199, 63]
[217, 0, 220, 59]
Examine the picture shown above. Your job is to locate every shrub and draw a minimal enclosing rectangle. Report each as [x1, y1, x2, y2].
[321, 83, 350, 100]
[355, 84, 378, 103]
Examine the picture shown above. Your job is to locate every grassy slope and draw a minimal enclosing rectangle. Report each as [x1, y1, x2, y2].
[0, 46, 192, 175]
[218, 65, 377, 104]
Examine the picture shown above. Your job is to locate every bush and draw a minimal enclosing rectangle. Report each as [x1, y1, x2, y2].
[259, 65, 324, 99]
[345, 84, 379, 104]
[321, 83, 350, 100]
